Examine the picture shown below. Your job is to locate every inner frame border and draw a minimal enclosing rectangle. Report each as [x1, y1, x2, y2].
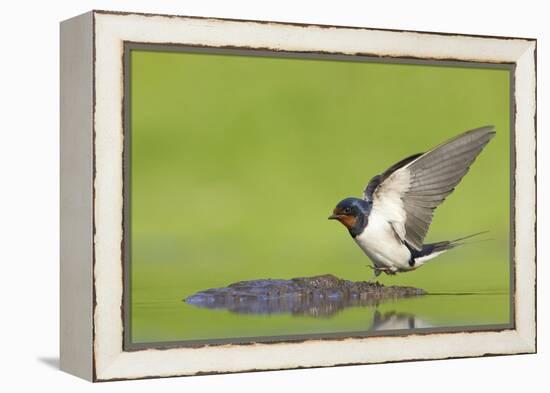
[121, 42, 517, 351]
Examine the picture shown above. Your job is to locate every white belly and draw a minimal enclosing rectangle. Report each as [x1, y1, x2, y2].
[354, 211, 412, 271]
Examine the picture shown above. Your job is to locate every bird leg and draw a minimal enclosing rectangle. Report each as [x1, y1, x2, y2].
[382, 268, 397, 276]
[366, 265, 397, 280]
[366, 265, 382, 283]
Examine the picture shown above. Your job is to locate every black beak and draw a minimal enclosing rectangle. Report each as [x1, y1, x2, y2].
[328, 214, 338, 220]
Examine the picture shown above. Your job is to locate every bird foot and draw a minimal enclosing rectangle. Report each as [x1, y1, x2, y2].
[366, 265, 396, 277]
[366, 265, 382, 283]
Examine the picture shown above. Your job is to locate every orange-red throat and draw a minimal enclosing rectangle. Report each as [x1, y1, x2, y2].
[328, 207, 358, 230]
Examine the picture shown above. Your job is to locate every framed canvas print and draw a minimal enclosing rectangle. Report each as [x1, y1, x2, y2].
[60, 10, 537, 381]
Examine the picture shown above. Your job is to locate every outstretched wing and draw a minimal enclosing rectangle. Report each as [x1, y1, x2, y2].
[363, 126, 496, 251]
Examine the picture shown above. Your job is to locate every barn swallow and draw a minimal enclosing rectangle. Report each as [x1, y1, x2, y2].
[329, 126, 495, 277]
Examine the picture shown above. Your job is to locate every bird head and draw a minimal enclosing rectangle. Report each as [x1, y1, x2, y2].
[328, 197, 371, 230]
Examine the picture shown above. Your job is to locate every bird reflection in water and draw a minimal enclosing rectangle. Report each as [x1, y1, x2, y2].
[370, 310, 432, 331]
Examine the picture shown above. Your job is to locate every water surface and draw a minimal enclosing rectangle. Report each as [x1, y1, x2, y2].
[131, 285, 509, 344]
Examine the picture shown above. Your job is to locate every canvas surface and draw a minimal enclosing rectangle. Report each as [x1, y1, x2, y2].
[128, 49, 511, 345]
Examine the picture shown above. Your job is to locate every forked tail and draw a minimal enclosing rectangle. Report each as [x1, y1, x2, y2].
[411, 231, 490, 264]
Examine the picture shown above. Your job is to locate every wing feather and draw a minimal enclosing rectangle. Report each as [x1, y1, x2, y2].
[364, 126, 495, 250]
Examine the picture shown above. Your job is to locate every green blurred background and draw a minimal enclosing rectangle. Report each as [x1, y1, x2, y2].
[130, 49, 511, 344]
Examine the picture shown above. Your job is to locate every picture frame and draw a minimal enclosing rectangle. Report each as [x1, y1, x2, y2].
[60, 10, 536, 381]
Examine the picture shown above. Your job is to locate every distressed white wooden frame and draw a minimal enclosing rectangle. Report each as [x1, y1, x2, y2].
[60, 10, 536, 382]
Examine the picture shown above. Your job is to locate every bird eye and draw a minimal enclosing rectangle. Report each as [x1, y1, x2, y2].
[344, 207, 351, 213]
